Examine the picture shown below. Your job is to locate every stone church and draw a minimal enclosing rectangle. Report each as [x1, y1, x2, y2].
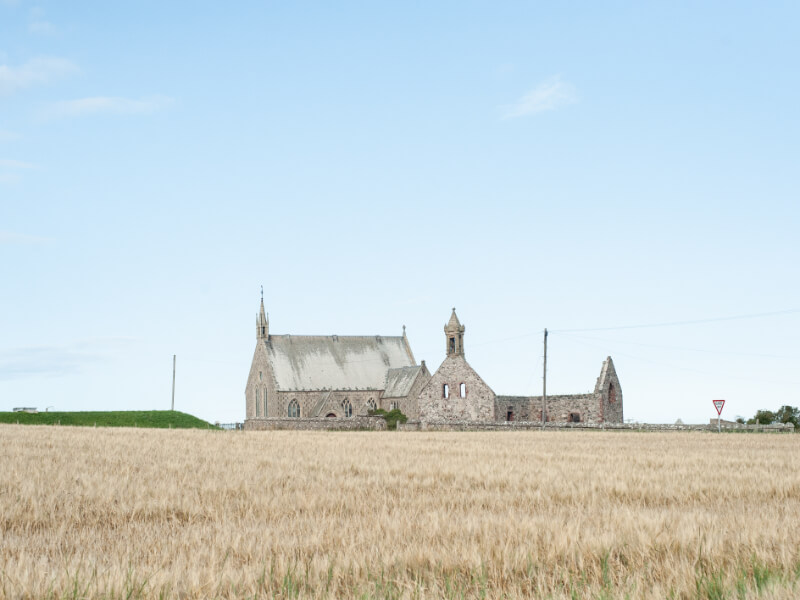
[245, 299, 431, 421]
[244, 302, 623, 428]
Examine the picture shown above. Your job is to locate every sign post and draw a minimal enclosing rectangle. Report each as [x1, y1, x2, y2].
[713, 399, 725, 433]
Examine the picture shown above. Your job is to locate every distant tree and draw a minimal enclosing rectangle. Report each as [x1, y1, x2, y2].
[735, 416, 746, 424]
[745, 407, 798, 429]
[775, 405, 799, 428]
[747, 410, 776, 425]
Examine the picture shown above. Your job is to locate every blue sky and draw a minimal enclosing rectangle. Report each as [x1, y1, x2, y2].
[2, 1, 798, 424]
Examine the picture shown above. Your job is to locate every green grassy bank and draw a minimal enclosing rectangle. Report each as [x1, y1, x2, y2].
[0, 410, 219, 429]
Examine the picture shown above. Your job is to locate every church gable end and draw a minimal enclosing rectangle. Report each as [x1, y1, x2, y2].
[418, 309, 496, 423]
[594, 356, 623, 423]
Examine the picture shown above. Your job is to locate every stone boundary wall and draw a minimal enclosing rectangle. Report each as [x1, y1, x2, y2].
[244, 416, 387, 431]
[397, 421, 795, 433]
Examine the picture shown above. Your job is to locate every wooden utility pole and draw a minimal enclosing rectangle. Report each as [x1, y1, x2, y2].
[171, 355, 176, 411]
[542, 328, 548, 429]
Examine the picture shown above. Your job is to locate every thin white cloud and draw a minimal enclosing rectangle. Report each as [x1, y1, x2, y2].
[0, 338, 135, 380]
[29, 20, 55, 35]
[502, 76, 578, 119]
[43, 95, 174, 118]
[0, 158, 36, 185]
[28, 6, 55, 35]
[0, 57, 77, 95]
[0, 130, 21, 142]
[0, 230, 52, 244]
[0, 158, 35, 169]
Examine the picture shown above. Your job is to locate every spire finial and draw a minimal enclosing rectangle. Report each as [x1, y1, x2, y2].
[261, 285, 264, 301]
[403, 325, 406, 335]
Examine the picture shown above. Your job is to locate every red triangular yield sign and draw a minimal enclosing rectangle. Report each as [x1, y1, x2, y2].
[713, 399, 725, 415]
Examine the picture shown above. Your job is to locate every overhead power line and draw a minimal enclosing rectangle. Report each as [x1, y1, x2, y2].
[550, 309, 800, 333]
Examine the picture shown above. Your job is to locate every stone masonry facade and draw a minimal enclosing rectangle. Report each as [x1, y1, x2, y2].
[494, 357, 622, 425]
[418, 355, 496, 422]
[245, 416, 387, 431]
[244, 303, 623, 430]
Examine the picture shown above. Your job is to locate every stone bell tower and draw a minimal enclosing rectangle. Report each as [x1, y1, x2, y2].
[444, 308, 465, 357]
[417, 308, 495, 423]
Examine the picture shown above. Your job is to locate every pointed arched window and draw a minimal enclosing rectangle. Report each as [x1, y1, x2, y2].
[255, 389, 260, 417]
[288, 399, 300, 418]
[341, 398, 353, 417]
[263, 387, 268, 416]
[367, 398, 377, 412]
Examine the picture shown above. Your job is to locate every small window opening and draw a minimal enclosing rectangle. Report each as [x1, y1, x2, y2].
[443, 384, 449, 399]
[259, 371, 262, 381]
[341, 398, 353, 417]
[255, 389, 260, 417]
[288, 399, 300, 418]
[449, 337, 455, 353]
[459, 383, 466, 398]
[390, 401, 398, 411]
[326, 412, 336, 418]
[507, 409, 514, 422]
[568, 412, 581, 423]
[609, 383, 616, 403]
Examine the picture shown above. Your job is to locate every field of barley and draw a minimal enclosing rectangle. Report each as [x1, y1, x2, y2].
[0, 426, 798, 599]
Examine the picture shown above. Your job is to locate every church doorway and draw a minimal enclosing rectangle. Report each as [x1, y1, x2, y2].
[507, 409, 514, 422]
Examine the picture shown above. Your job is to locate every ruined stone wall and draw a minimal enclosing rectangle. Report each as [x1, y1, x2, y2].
[494, 396, 532, 422]
[418, 355, 495, 423]
[495, 394, 602, 424]
[595, 357, 623, 423]
[532, 394, 602, 424]
[397, 421, 794, 433]
[245, 416, 387, 431]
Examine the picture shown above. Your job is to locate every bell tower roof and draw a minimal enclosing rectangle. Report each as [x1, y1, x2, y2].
[445, 308, 462, 333]
[443, 308, 465, 357]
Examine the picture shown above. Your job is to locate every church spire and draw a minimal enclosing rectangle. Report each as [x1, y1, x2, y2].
[444, 307, 465, 357]
[256, 289, 269, 341]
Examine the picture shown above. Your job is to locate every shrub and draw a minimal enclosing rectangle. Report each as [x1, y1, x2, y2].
[368, 408, 408, 431]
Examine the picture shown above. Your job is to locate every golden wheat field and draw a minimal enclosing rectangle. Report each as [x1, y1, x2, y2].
[0, 426, 798, 599]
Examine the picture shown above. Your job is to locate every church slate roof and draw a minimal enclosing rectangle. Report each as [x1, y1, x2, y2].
[382, 366, 423, 398]
[265, 335, 414, 392]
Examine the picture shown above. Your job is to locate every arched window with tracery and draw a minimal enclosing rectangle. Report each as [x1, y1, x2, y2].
[288, 399, 300, 418]
[341, 398, 353, 417]
[367, 398, 377, 412]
